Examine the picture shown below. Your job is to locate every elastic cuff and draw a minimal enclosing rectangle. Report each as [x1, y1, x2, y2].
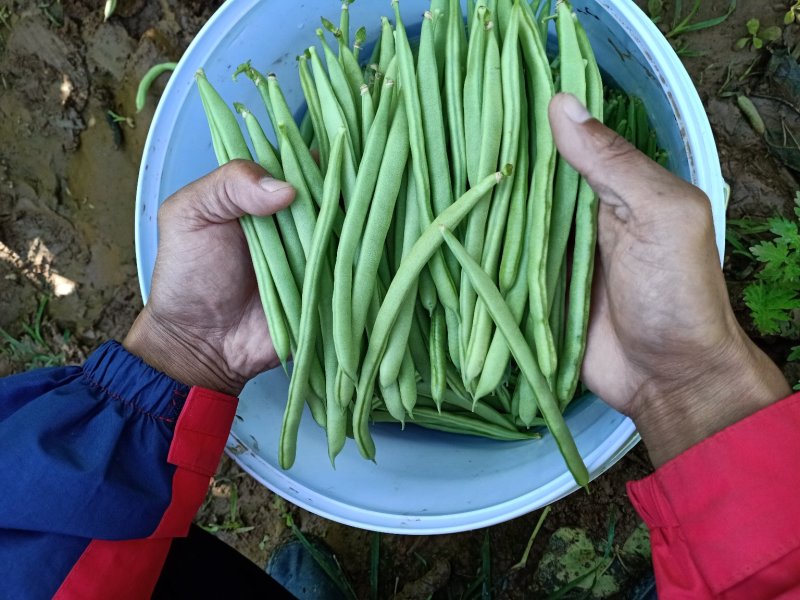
[82, 341, 191, 422]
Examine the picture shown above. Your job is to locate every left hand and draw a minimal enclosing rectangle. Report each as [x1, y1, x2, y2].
[124, 160, 295, 396]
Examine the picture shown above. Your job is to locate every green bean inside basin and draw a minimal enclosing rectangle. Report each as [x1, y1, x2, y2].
[195, 0, 665, 487]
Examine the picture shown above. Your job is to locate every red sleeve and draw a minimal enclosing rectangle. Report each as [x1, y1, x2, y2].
[627, 391, 800, 599]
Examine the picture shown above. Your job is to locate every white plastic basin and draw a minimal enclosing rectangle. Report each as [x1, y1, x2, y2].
[135, 0, 725, 534]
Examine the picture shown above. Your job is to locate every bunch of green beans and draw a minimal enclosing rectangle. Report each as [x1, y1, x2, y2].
[195, 0, 664, 487]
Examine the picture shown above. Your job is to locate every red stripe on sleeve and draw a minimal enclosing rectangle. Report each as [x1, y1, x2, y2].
[53, 387, 238, 599]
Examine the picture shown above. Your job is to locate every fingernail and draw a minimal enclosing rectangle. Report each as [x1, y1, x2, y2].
[260, 177, 293, 193]
[561, 93, 593, 124]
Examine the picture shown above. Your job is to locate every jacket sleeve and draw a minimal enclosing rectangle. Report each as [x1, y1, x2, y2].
[0, 340, 238, 599]
[627, 391, 800, 599]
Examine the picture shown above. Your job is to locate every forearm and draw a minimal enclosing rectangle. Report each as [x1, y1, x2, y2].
[630, 325, 790, 467]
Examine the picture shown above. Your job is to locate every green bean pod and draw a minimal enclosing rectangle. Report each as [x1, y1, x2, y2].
[516, 369, 539, 426]
[332, 77, 396, 381]
[464, 3, 488, 187]
[197, 71, 303, 350]
[445, 0, 468, 199]
[373, 17, 395, 107]
[322, 254, 348, 466]
[280, 132, 346, 470]
[415, 387, 516, 433]
[498, 88, 529, 295]
[136, 62, 177, 113]
[372, 407, 538, 442]
[440, 227, 588, 486]
[277, 123, 319, 258]
[240, 215, 291, 368]
[380, 381, 406, 424]
[393, 1, 459, 318]
[473, 233, 529, 400]
[556, 18, 604, 409]
[235, 65, 278, 140]
[338, 32, 365, 104]
[235, 102, 284, 179]
[308, 46, 358, 198]
[360, 84, 374, 141]
[545, 2, 587, 307]
[398, 349, 418, 416]
[353, 26, 366, 62]
[465, 4, 522, 381]
[430, 0, 449, 81]
[351, 100, 410, 348]
[299, 52, 330, 171]
[380, 173, 421, 388]
[417, 11, 454, 221]
[460, 20, 502, 359]
[518, 5, 558, 385]
[268, 74, 325, 207]
[339, 0, 350, 49]
[316, 28, 361, 156]
[429, 303, 447, 411]
[353, 167, 510, 460]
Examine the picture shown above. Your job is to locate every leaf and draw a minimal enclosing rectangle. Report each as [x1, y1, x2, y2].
[788, 345, 800, 362]
[677, 0, 737, 34]
[735, 37, 750, 50]
[747, 18, 760, 35]
[743, 282, 800, 335]
[762, 26, 783, 42]
[648, 0, 664, 19]
[754, 37, 764, 49]
[750, 239, 790, 266]
[786, 11, 796, 26]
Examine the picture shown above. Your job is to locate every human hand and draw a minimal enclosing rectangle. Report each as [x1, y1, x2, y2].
[124, 161, 295, 396]
[549, 93, 790, 467]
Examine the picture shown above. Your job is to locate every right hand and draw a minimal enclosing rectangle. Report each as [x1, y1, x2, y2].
[548, 93, 790, 467]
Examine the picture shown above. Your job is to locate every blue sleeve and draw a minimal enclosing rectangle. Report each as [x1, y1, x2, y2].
[0, 341, 191, 598]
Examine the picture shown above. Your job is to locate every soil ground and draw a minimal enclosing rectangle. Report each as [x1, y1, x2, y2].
[1, 0, 797, 598]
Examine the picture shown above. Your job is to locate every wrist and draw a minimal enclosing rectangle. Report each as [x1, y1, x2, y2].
[630, 326, 791, 468]
[123, 308, 244, 396]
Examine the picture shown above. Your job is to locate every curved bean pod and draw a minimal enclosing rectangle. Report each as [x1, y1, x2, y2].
[353, 168, 510, 460]
[135, 62, 177, 113]
[440, 226, 588, 486]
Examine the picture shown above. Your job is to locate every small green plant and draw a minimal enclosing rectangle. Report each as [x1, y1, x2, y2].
[730, 193, 800, 387]
[106, 110, 134, 128]
[649, 0, 737, 56]
[735, 18, 782, 50]
[647, 0, 665, 24]
[739, 195, 800, 335]
[198, 478, 254, 534]
[0, 296, 70, 370]
[786, 1, 800, 25]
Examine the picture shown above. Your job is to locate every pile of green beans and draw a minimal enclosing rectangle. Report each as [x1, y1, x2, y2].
[195, 0, 663, 487]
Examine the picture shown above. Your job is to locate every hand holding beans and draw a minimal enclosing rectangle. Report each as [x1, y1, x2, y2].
[549, 93, 790, 467]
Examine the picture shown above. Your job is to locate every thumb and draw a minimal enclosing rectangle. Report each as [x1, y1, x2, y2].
[165, 159, 295, 224]
[548, 93, 697, 217]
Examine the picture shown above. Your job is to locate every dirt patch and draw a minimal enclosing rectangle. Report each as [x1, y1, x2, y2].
[1, 0, 798, 598]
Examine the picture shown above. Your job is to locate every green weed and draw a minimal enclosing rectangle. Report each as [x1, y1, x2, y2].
[736, 18, 782, 50]
[648, 0, 737, 56]
[0, 296, 70, 370]
[198, 477, 255, 534]
[728, 192, 800, 386]
[785, 1, 800, 25]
